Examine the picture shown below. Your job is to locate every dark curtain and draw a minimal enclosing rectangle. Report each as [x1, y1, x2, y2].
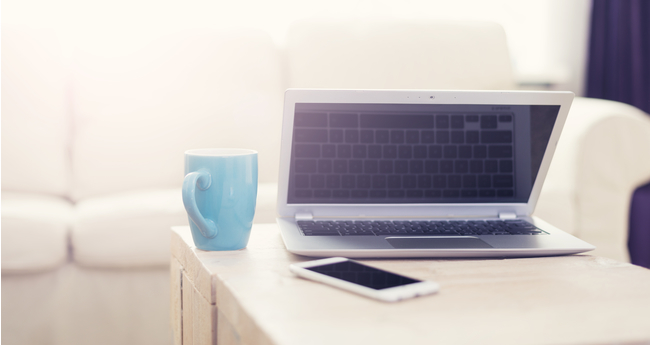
[586, 0, 650, 114]
[629, 182, 650, 269]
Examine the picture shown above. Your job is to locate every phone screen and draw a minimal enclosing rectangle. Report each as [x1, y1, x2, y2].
[305, 260, 420, 290]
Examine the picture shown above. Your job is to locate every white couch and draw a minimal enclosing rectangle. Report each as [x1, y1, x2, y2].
[3, 20, 650, 345]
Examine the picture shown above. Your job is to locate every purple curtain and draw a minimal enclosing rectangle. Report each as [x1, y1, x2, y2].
[586, 0, 650, 114]
[629, 182, 650, 269]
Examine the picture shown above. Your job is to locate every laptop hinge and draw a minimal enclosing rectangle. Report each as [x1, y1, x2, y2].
[295, 212, 314, 221]
[499, 212, 517, 220]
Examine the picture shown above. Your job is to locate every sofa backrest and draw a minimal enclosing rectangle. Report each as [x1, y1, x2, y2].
[3, 21, 517, 201]
[70, 30, 285, 201]
[286, 19, 516, 90]
[1, 28, 71, 197]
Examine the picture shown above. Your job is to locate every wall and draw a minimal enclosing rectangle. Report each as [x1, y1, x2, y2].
[2, 0, 592, 95]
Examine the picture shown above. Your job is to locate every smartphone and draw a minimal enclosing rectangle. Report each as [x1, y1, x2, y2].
[289, 257, 439, 302]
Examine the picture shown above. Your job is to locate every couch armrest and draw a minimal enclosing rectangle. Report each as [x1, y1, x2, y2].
[536, 97, 650, 262]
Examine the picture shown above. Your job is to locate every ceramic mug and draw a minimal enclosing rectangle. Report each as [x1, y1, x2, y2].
[182, 148, 258, 251]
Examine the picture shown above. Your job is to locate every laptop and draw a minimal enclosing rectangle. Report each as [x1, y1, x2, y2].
[276, 89, 595, 258]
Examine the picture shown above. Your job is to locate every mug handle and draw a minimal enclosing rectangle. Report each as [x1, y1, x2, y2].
[182, 170, 218, 239]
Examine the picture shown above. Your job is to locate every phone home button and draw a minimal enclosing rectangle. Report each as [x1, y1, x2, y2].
[385, 237, 493, 249]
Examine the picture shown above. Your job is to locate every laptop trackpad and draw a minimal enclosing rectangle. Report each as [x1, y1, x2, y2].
[386, 237, 493, 249]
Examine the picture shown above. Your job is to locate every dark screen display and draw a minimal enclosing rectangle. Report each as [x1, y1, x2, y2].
[288, 103, 559, 204]
[306, 260, 420, 290]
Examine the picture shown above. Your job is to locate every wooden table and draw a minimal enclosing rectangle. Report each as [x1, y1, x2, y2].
[171, 224, 650, 345]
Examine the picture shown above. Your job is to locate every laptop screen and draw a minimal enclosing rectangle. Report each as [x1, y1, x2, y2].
[287, 103, 558, 204]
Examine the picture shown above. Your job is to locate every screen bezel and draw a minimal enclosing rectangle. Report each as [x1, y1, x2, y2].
[277, 89, 574, 219]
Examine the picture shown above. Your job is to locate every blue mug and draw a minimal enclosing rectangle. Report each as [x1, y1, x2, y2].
[182, 149, 258, 251]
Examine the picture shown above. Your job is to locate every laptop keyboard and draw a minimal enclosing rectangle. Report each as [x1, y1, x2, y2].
[290, 112, 517, 203]
[298, 219, 547, 236]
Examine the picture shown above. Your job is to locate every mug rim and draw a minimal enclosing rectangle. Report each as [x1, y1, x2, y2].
[185, 148, 257, 156]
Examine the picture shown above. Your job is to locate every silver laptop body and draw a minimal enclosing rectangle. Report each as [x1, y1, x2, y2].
[276, 89, 595, 258]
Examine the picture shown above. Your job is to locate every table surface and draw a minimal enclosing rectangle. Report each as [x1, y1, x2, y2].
[171, 224, 650, 345]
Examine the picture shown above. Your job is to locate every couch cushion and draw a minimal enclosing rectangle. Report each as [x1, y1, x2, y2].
[1, 28, 71, 196]
[70, 29, 284, 201]
[71, 183, 277, 267]
[286, 19, 516, 90]
[1, 192, 73, 272]
[71, 189, 188, 268]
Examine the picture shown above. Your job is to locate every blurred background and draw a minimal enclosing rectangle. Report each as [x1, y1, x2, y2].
[3, 0, 591, 93]
[3, 1, 650, 345]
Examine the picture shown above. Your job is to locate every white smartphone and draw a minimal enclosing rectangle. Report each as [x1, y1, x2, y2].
[289, 257, 439, 302]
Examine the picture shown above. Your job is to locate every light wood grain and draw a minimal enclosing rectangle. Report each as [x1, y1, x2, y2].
[216, 309, 241, 345]
[170, 257, 182, 345]
[190, 278, 214, 345]
[172, 224, 650, 345]
[180, 272, 217, 345]
[172, 228, 215, 304]
[181, 273, 193, 345]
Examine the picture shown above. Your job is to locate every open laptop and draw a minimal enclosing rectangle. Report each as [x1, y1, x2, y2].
[276, 89, 595, 258]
